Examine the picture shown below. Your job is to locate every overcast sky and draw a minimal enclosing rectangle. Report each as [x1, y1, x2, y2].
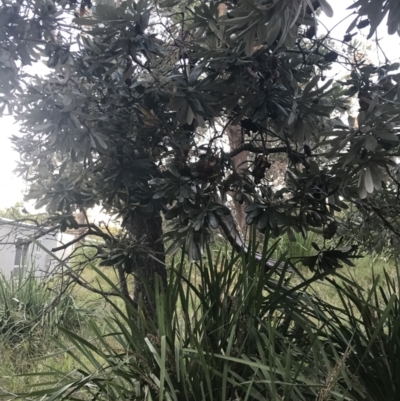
[0, 0, 399, 209]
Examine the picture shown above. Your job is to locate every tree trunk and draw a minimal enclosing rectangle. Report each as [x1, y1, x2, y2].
[68, 210, 87, 247]
[125, 208, 167, 312]
[227, 124, 249, 237]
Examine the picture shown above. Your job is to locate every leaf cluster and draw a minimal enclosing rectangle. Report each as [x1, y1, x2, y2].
[3, 0, 400, 259]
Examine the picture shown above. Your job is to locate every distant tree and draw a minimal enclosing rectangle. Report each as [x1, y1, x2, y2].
[1, 0, 400, 306]
[0, 201, 46, 223]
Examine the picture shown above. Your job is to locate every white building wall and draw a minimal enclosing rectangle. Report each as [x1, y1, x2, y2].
[55, 232, 76, 262]
[0, 219, 96, 277]
[0, 220, 59, 277]
[0, 224, 17, 276]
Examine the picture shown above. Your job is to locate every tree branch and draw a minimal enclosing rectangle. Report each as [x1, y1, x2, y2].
[51, 230, 92, 252]
[216, 212, 292, 272]
[0, 225, 61, 247]
[229, 144, 287, 158]
[52, 224, 111, 252]
[370, 205, 400, 238]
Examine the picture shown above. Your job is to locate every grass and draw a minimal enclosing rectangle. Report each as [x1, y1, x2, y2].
[71, 234, 392, 309]
[14, 239, 400, 401]
[0, 341, 78, 399]
[272, 230, 394, 307]
[0, 237, 398, 400]
[0, 266, 107, 400]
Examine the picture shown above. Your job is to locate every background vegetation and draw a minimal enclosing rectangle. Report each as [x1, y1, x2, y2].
[0, 235, 399, 401]
[2, 0, 400, 399]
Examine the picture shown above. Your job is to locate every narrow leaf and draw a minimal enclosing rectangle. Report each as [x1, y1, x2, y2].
[319, 0, 334, 18]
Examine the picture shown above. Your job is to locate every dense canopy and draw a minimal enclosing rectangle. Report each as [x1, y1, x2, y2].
[2, 0, 400, 297]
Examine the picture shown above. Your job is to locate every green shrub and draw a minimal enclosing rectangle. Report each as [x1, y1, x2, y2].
[21, 238, 356, 401]
[12, 235, 400, 401]
[314, 267, 400, 400]
[0, 263, 102, 400]
[0, 267, 97, 347]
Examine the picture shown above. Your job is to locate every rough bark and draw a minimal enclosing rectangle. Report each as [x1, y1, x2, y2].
[125, 208, 167, 311]
[227, 124, 249, 237]
[68, 210, 87, 246]
[268, 157, 288, 187]
[116, 263, 131, 301]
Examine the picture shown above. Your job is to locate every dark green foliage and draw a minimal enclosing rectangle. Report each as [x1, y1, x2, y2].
[1, 0, 400, 272]
[321, 267, 400, 400]
[16, 238, 400, 401]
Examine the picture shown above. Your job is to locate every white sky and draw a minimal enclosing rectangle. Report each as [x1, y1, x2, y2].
[0, 116, 25, 208]
[0, 0, 399, 210]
